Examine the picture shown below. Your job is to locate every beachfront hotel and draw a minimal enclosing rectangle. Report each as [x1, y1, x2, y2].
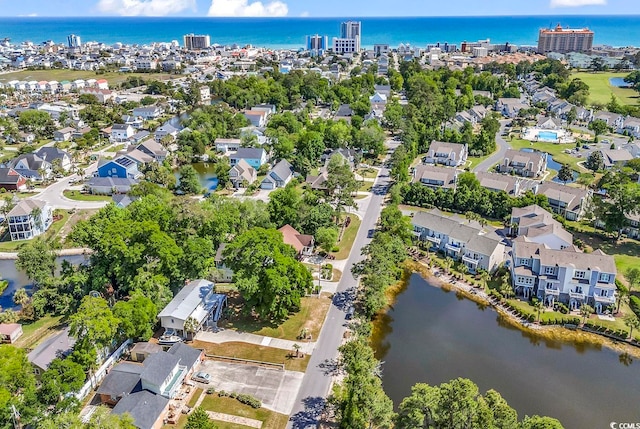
[183, 33, 211, 50]
[333, 21, 361, 54]
[537, 25, 594, 54]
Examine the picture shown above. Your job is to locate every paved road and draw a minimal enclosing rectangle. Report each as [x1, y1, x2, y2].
[472, 119, 511, 173]
[287, 163, 393, 429]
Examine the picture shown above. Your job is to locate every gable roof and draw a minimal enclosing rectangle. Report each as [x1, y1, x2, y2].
[158, 279, 213, 322]
[112, 390, 169, 429]
[96, 362, 143, 397]
[167, 343, 201, 371]
[35, 147, 69, 162]
[0, 168, 25, 185]
[231, 148, 266, 160]
[27, 327, 76, 371]
[140, 351, 180, 387]
[269, 159, 294, 181]
[278, 224, 313, 253]
[8, 199, 47, 217]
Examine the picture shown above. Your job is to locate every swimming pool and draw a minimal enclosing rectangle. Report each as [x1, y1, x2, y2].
[537, 131, 558, 141]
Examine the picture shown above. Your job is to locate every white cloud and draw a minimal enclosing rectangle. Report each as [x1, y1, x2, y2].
[97, 0, 196, 16]
[550, 0, 606, 7]
[207, 0, 288, 17]
[300, 11, 309, 17]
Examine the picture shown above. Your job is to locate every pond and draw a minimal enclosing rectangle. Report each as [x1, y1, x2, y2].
[610, 77, 630, 88]
[174, 162, 219, 193]
[372, 274, 640, 429]
[520, 148, 578, 183]
[0, 255, 88, 310]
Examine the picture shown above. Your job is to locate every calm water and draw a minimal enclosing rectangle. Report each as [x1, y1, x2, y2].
[521, 148, 578, 183]
[174, 162, 219, 192]
[1, 16, 640, 48]
[373, 274, 640, 429]
[610, 77, 631, 88]
[0, 255, 87, 310]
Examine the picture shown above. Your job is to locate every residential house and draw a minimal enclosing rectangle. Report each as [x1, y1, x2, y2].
[495, 98, 529, 118]
[592, 111, 623, 130]
[130, 130, 151, 145]
[79, 87, 115, 104]
[0, 168, 27, 191]
[112, 194, 137, 209]
[129, 342, 163, 363]
[622, 116, 640, 138]
[97, 362, 144, 406]
[53, 127, 75, 142]
[111, 124, 135, 142]
[120, 149, 154, 167]
[239, 126, 268, 145]
[97, 156, 141, 179]
[35, 147, 72, 172]
[278, 224, 315, 257]
[0, 324, 23, 344]
[122, 115, 144, 129]
[154, 123, 179, 142]
[623, 142, 640, 158]
[321, 148, 359, 170]
[112, 390, 169, 429]
[599, 149, 633, 169]
[411, 210, 505, 273]
[133, 105, 163, 120]
[158, 279, 227, 339]
[423, 141, 468, 167]
[412, 165, 458, 189]
[215, 138, 242, 153]
[243, 110, 269, 127]
[230, 148, 267, 169]
[305, 171, 329, 192]
[334, 104, 354, 122]
[535, 181, 591, 221]
[7, 199, 53, 241]
[475, 171, 522, 196]
[139, 348, 201, 398]
[5, 153, 52, 181]
[510, 205, 573, 250]
[229, 159, 256, 189]
[86, 177, 138, 195]
[135, 140, 167, 162]
[511, 238, 616, 313]
[27, 327, 76, 376]
[536, 116, 563, 130]
[261, 159, 294, 190]
[498, 149, 547, 178]
[214, 244, 234, 282]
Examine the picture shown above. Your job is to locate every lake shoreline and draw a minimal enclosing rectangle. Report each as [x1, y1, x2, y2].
[375, 258, 640, 360]
[0, 247, 92, 260]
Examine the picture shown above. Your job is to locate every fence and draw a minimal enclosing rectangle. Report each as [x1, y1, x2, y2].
[75, 339, 132, 400]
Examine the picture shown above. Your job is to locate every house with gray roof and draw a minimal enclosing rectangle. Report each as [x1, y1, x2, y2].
[510, 205, 573, 250]
[423, 141, 468, 167]
[3, 153, 52, 181]
[132, 105, 164, 120]
[230, 148, 267, 169]
[535, 181, 591, 221]
[412, 165, 458, 189]
[598, 149, 633, 169]
[27, 327, 76, 376]
[511, 237, 616, 313]
[498, 149, 547, 178]
[112, 390, 170, 429]
[412, 209, 505, 273]
[158, 279, 227, 339]
[35, 147, 72, 172]
[261, 159, 294, 190]
[7, 199, 53, 241]
[229, 158, 256, 189]
[96, 362, 143, 405]
[475, 171, 523, 196]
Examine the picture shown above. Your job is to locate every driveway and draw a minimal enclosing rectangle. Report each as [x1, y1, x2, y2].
[198, 360, 304, 415]
[473, 119, 511, 173]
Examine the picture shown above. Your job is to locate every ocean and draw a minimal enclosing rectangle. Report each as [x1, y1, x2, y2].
[0, 16, 639, 49]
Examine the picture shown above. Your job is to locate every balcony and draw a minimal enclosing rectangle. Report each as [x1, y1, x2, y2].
[544, 286, 560, 296]
[570, 278, 590, 285]
[593, 294, 615, 304]
[462, 255, 479, 266]
[426, 235, 441, 246]
[569, 290, 585, 300]
[445, 243, 462, 253]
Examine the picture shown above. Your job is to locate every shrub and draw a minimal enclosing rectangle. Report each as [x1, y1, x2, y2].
[236, 393, 262, 409]
[630, 296, 640, 318]
[207, 388, 215, 394]
[555, 302, 569, 314]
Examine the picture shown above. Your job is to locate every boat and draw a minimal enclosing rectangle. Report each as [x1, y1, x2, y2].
[158, 328, 183, 345]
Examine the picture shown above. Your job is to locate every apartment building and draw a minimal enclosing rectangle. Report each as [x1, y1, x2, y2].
[498, 149, 547, 178]
[537, 25, 594, 54]
[423, 141, 468, 167]
[412, 210, 505, 273]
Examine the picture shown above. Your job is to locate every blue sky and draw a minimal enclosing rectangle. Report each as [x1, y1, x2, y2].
[0, 0, 637, 17]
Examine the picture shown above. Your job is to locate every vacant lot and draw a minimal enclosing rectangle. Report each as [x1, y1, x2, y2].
[572, 71, 639, 106]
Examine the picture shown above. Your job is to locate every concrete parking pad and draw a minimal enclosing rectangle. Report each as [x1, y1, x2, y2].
[199, 360, 304, 415]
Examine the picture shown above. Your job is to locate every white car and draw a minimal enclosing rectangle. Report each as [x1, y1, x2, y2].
[191, 371, 211, 384]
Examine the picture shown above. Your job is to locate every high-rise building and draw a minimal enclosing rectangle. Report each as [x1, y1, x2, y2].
[537, 25, 594, 54]
[183, 34, 211, 50]
[333, 21, 361, 55]
[306, 34, 328, 56]
[67, 34, 81, 48]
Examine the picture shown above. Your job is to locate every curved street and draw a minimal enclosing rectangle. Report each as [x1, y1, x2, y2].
[472, 119, 511, 173]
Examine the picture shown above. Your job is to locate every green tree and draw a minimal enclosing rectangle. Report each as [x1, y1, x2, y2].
[185, 407, 217, 429]
[557, 164, 573, 184]
[38, 357, 86, 405]
[579, 304, 594, 324]
[16, 238, 57, 286]
[112, 292, 158, 341]
[325, 154, 358, 223]
[624, 267, 640, 294]
[623, 313, 640, 339]
[69, 296, 120, 366]
[12, 288, 29, 307]
[18, 110, 55, 137]
[585, 151, 604, 172]
[183, 316, 199, 341]
[315, 226, 338, 254]
[588, 119, 609, 140]
[267, 184, 302, 228]
[521, 415, 564, 429]
[592, 178, 640, 240]
[0, 345, 37, 425]
[177, 164, 202, 194]
[223, 228, 313, 321]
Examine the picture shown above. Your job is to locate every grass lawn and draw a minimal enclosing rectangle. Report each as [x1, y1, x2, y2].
[571, 71, 639, 106]
[63, 190, 112, 202]
[0, 211, 70, 252]
[467, 152, 493, 170]
[0, 69, 174, 87]
[565, 221, 640, 274]
[14, 315, 64, 349]
[358, 181, 374, 192]
[191, 341, 310, 372]
[356, 168, 378, 179]
[199, 394, 290, 429]
[508, 137, 587, 172]
[219, 294, 331, 342]
[331, 215, 362, 260]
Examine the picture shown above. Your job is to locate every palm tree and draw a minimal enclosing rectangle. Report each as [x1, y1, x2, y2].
[579, 304, 594, 325]
[623, 313, 640, 340]
[533, 299, 544, 323]
[616, 287, 630, 314]
[500, 278, 514, 300]
[13, 288, 29, 307]
[478, 270, 491, 290]
[292, 343, 301, 358]
[183, 316, 199, 341]
[624, 268, 640, 295]
[443, 257, 453, 275]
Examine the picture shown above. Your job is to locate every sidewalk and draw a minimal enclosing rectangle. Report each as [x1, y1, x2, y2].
[196, 330, 316, 355]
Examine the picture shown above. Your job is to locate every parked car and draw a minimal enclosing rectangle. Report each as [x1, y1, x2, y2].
[191, 371, 211, 384]
[345, 306, 355, 320]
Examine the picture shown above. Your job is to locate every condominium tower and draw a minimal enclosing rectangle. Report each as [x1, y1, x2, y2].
[183, 34, 211, 50]
[537, 25, 594, 54]
[333, 21, 361, 54]
[306, 34, 328, 56]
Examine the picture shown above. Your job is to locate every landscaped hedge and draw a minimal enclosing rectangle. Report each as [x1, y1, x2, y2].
[584, 322, 629, 340]
[630, 296, 640, 319]
[218, 391, 262, 408]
